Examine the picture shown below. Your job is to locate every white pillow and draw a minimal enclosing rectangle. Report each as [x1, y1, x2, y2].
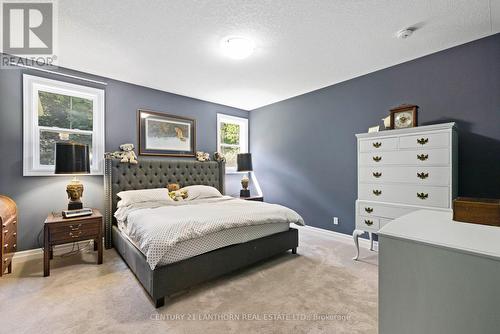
[117, 188, 172, 206]
[181, 185, 223, 200]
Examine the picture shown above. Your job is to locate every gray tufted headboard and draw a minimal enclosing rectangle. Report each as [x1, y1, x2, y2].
[104, 157, 225, 248]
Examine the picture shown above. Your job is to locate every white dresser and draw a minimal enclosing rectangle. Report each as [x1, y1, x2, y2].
[353, 122, 457, 260]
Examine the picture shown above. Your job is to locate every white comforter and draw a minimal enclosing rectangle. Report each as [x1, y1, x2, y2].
[115, 196, 304, 269]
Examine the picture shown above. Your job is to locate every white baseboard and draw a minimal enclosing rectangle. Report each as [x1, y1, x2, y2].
[13, 240, 96, 262]
[296, 225, 378, 250]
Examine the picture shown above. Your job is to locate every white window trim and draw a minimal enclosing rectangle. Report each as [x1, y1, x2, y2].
[23, 74, 105, 176]
[216, 113, 248, 173]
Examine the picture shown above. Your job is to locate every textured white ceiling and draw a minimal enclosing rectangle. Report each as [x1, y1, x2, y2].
[54, 0, 500, 110]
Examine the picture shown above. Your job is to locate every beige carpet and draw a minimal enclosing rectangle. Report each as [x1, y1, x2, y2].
[0, 229, 378, 334]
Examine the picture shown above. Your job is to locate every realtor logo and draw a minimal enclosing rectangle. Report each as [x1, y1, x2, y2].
[2, 2, 53, 54]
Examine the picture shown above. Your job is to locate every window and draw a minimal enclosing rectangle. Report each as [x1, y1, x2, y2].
[23, 75, 105, 176]
[217, 114, 248, 172]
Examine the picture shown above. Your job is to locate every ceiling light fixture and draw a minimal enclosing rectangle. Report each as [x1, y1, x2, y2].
[220, 36, 255, 59]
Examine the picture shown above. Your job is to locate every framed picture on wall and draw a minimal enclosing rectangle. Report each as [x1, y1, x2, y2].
[137, 109, 196, 157]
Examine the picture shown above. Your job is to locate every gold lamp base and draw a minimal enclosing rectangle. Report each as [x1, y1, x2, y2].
[66, 178, 84, 210]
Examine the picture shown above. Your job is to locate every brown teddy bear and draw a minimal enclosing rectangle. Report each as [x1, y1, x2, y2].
[167, 183, 188, 201]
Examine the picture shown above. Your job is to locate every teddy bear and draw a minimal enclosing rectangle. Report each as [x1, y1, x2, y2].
[167, 183, 188, 201]
[196, 151, 210, 162]
[107, 143, 138, 164]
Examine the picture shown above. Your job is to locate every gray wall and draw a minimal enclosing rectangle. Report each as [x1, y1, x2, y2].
[0, 66, 248, 250]
[250, 33, 500, 235]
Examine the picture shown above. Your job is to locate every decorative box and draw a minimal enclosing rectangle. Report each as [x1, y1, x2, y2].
[453, 197, 500, 227]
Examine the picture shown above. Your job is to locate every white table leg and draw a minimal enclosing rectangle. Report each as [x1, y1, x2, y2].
[352, 229, 365, 260]
[369, 232, 374, 251]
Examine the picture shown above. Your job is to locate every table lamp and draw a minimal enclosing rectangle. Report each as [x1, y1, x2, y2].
[237, 153, 253, 197]
[55, 142, 90, 210]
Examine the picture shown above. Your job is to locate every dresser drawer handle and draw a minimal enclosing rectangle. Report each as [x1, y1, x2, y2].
[364, 220, 374, 226]
[417, 172, 429, 179]
[417, 192, 429, 199]
[373, 156, 382, 162]
[364, 207, 373, 213]
[372, 172, 382, 178]
[417, 138, 429, 145]
[373, 190, 382, 196]
[69, 224, 82, 231]
[372, 142, 382, 148]
[69, 231, 83, 238]
[417, 154, 429, 161]
[4, 243, 8, 249]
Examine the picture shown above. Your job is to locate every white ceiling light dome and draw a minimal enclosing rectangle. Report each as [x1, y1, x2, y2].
[220, 36, 255, 59]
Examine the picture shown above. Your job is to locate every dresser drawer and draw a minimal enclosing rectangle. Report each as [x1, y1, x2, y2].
[1, 215, 17, 229]
[359, 166, 450, 185]
[359, 183, 450, 208]
[359, 137, 398, 152]
[359, 148, 450, 166]
[357, 201, 418, 219]
[399, 132, 449, 149]
[356, 216, 380, 230]
[2, 238, 17, 255]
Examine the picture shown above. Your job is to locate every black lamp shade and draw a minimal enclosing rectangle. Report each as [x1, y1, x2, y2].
[237, 153, 253, 172]
[54, 142, 90, 174]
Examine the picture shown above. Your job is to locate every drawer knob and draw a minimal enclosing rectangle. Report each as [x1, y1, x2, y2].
[373, 156, 382, 162]
[372, 142, 382, 148]
[373, 190, 382, 196]
[4, 243, 8, 249]
[364, 220, 374, 226]
[417, 138, 429, 145]
[372, 172, 382, 178]
[69, 224, 82, 231]
[364, 207, 373, 213]
[417, 154, 429, 161]
[69, 231, 83, 238]
[417, 172, 429, 179]
[417, 192, 429, 199]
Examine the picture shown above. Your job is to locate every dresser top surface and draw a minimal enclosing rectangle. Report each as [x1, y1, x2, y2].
[379, 210, 500, 260]
[356, 122, 456, 139]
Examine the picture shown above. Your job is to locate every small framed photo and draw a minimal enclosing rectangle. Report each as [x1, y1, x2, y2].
[368, 125, 380, 133]
[138, 109, 196, 157]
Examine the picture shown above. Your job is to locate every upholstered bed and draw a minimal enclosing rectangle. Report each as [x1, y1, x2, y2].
[104, 157, 299, 307]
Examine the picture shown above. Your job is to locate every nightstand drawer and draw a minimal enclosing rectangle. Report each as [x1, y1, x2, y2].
[51, 221, 99, 234]
[50, 226, 99, 242]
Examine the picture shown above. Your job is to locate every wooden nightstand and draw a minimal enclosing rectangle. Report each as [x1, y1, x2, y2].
[240, 196, 264, 202]
[44, 209, 103, 277]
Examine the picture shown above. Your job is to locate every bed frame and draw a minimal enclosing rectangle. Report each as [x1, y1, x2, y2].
[104, 157, 298, 307]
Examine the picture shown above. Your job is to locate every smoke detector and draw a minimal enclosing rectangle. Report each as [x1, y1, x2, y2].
[396, 28, 415, 39]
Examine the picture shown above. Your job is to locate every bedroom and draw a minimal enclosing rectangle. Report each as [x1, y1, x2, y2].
[0, 1, 499, 333]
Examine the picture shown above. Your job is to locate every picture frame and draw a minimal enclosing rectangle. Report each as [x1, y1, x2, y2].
[389, 104, 418, 129]
[137, 109, 196, 157]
